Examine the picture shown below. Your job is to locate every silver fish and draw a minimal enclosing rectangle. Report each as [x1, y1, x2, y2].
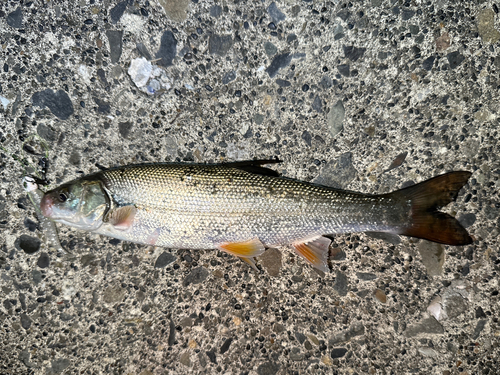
[39, 160, 472, 272]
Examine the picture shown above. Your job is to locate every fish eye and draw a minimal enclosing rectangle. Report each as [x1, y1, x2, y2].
[58, 192, 68, 202]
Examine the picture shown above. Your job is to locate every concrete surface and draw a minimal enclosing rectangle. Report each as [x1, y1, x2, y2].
[1, 0, 499, 374]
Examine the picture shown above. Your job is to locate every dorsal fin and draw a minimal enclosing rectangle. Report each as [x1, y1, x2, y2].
[225, 159, 282, 177]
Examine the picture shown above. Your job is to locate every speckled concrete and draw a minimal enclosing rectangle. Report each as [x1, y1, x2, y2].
[1, 1, 499, 374]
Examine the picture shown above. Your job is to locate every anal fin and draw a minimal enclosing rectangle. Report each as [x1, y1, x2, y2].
[218, 238, 266, 258]
[292, 236, 331, 273]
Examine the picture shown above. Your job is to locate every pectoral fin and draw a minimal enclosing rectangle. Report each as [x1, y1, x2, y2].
[292, 236, 331, 273]
[218, 238, 266, 258]
[106, 205, 137, 230]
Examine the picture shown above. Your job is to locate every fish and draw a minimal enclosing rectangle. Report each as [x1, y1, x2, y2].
[39, 160, 473, 272]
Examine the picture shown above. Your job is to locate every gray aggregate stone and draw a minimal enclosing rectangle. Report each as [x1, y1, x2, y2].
[36, 252, 50, 268]
[7, 7, 23, 29]
[257, 361, 280, 375]
[331, 347, 348, 358]
[209, 5, 222, 18]
[17, 235, 40, 254]
[110, 1, 128, 24]
[473, 319, 487, 339]
[106, 30, 123, 63]
[155, 252, 175, 268]
[266, 53, 292, 78]
[156, 30, 177, 67]
[343, 45, 366, 62]
[209, 34, 233, 56]
[314, 152, 357, 189]
[447, 51, 465, 70]
[333, 270, 349, 296]
[312, 96, 323, 113]
[20, 313, 31, 330]
[405, 317, 444, 337]
[222, 70, 236, 84]
[327, 100, 345, 137]
[267, 2, 286, 24]
[32, 89, 74, 120]
[183, 266, 209, 286]
[51, 358, 70, 374]
[458, 213, 476, 228]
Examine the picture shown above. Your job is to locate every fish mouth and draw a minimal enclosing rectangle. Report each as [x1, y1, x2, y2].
[40, 194, 53, 218]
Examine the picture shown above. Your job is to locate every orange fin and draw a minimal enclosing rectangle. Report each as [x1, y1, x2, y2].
[218, 238, 265, 258]
[292, 236, 331, 273]
[389, 171, 473, 245]
[239, 256, 260, 272]
[106, 205, 137, 230]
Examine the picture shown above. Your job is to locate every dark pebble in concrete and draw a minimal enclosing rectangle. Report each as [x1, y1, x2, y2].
[334, 270, 349, 296]
[24, 218, 38, 232]
[93, 97, 111, 114]
[183, 266, 209, 286]
[343, 45, 366, 62]
[473, 319, 487, 339]
[295, 331, 306, 344]
[20, 313, 32, 330]
[276, 78, 291, 87]
[301, 130, 312, 146]
[37, 252, 50, 268]
[257, 361, 280, 375]
[168, 319, 175, 346]
[156, 30, 177, 67]
[106, 30, 123, 63]
[314, 152, 356, 189]
[136, 42, 152, 60]
[312, 95, 323, 113]
[37, 123, 57, 142]
[155, 252, 176, 268]
[405, 317, 444, 337]
[18, 234, 40, 254]
[118, 121, 133, 138]
[32, 89, 74, 120]
[320, 75, 333, 89]
[422, 55, 435, 71]
[476, 306, 486, 318]
[261, 248, 282, 276]
[209, 34, 233, 56]
[447, 51, 465, 69]
[267, 2, 285, 23]
[458, 213, 476, 228]
[51, 358, 70, 374]
[220, 337, 233, 354]
[32, 270, 42, 284]
[356, 272, 377, 280]
[7, 7, 23, 28]
[266, 52, 292, 78]
[206, 350, 217, 364]
[331, 347, 348, 359]
[338, 64, 350, 77]
[402, 9, 415, 20]
[265, 41, 277, 56]
[210, 5, 222, 18]
[222, 70, 236, 84]
[110, 1, 127, 24]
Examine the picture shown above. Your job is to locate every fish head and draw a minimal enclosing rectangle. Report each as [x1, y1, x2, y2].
[40, 180, 109, 230]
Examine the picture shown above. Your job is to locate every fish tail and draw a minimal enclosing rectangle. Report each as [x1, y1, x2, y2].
[390, 171, 473, 245]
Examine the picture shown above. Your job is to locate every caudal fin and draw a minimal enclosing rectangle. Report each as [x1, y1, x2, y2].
[389, 171, 473, 245]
